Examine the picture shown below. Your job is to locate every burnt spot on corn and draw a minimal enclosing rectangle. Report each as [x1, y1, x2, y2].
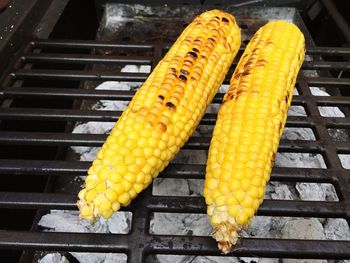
[285, 94, 289, 103]
[233, 72, 242, 80]
[157, 122, 167, 132]
[223, 91, 236, 103]
[179, 75, 188, 82]
[236, 88, 248, 98]
[227, 93, 235, 101]
[166, 102, 176, 109]
[256, 59, 267, 67]
[192, 47, 199, 53]
[180, 69, 189, 75]
[279, 122, 283, 132]
[222, 17, 229, 23]
[170, 67, 177, 73]
[242, 71, 251, 76]
[244, 61, 254, 70]
[188, 51, 198, 58]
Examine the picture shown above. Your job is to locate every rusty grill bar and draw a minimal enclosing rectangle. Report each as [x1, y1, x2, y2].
[0, 25, 350, 263]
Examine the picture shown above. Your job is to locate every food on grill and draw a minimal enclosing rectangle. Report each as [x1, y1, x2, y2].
[203, 20, 305, 253]
[77, 9, 241, 222]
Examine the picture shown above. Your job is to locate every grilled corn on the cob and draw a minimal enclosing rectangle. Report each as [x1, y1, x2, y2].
[204, 20, 305, 253]
[78, 10, 241, 222]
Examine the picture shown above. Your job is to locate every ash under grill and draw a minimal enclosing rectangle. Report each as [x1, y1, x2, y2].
[0, 1, 349, 263]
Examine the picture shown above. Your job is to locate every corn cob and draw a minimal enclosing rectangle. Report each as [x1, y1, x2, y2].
[204, 20, 305, 253]
[77, 10, 241, 222]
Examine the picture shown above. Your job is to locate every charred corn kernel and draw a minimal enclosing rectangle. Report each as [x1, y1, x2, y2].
[78, 9, 241, 222]
[204, 20, 305, 253]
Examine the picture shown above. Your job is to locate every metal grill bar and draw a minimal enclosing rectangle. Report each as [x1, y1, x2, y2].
[11, 69, 149, 81]
[31, 39, 155, 50]
[0, 108, 329, 127]
[20, 53, 350, 70]
[23, 53, 153, 65]
[2, 87, 350, 106]
[307, 77, 350, 87]
[0, 192, 346, 218]
[0, 160, 340, 183]
[2, 131, 349, 153]
[11, 69, 350, 83]
[0, 230, 349, 259]
[30, 39, 350, 56]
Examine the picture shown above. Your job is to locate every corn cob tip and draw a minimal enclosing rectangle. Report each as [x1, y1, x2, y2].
[77, 200, 96, 223]
[212, 221, 239, 254]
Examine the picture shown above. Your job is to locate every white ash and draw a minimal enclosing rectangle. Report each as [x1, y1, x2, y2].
[103, 4, 125, 30]
[39, 65, 349, 263]
[324, 219, 350, 241]
[38, 210, 131, 262]
[268, 182, 296, 200]
[70, 253, 127, 263]
[38, 210, 131, 234]
[338, 154, 350, 169]
[296, 183, 338, 201]
[282, 219, 327, 263]
[120, 64, 151, 73]
[150, 213, 212, 236]
[39, 253, 69, 263]
[153, 255, 240, 263]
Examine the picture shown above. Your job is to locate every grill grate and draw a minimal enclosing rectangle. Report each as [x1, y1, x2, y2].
[0, 8, 350, 263]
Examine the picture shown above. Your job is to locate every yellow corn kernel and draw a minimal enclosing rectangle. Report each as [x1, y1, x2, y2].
[85, 189, 97, 202]
[80, 204, 93, 218]
[204, 20, 305, 253]
[112, 202, 121, 212]
[101, 210, 113, 219]
[105, 189, 118, 203]
[99, 200, 112, 212]
[78, 189, 86, 200]
[134, 183, 144, 194]
[78, 9, 241, 222]
[118, 192, 130, 205]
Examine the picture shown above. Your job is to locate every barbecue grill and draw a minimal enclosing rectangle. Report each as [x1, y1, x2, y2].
[0, 0, 349, 262]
